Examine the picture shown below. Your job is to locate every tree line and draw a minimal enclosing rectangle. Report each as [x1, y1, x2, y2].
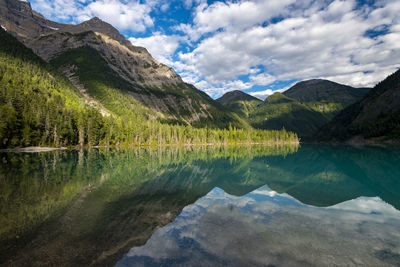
[0, 29, 298, 148]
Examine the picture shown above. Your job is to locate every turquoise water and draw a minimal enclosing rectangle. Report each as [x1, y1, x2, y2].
[1, 145, 400, 266]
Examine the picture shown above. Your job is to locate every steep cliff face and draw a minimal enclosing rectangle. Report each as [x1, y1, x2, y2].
[0, 0, 245, 128]
[0, 0, 66, 41]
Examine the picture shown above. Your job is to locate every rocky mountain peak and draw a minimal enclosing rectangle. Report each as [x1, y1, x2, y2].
[0, 0, 245, 126]
[79, 16, 112, 30]
[1, 0, 32, 15]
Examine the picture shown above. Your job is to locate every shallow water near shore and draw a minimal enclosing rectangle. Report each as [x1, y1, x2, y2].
[1, 144, 400, 266]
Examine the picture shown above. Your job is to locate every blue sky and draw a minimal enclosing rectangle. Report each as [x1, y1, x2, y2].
[29, 0, 400, 99]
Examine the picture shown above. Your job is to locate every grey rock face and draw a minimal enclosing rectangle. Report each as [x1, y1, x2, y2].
[0, 0, 229, 125]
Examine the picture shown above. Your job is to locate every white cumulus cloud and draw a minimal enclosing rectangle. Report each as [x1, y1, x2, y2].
[173, 0, 400, 97]
[129, 33, 184, 64]
[31, 0, 154, 32]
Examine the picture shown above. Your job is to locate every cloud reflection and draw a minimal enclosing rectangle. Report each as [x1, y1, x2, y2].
[117, 186, 400, 267]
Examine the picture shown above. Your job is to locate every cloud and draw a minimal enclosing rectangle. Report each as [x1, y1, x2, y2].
[249, 89, 275, 100]
[173, 0, 400, 97]
[129, 33, 184, 64]
[249, 73, 276, 86]
[31, 0, 154, 32]
[84, 0, 154, 32]
[30, 0, 400, 98]
[249, 88, 288, 101]
[191, 0, 296, 36]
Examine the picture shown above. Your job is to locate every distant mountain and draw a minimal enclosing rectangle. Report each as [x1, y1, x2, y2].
[217, 90, 262, 118]
[0, 0, 300, 148]
[0, 0, 247, 129]
[283, 79, 370, 119]
[217, 90, 261, 104]
[284, 79, 369, 104]
[226, 79, 371, 140]
[249, 93, 328, 139]
[2, 28, 294, 148]
[317, 70, 400, 142]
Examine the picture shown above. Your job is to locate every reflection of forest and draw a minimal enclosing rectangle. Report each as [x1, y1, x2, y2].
[1, 144, 399, 266]
[0, 145, 297, 266]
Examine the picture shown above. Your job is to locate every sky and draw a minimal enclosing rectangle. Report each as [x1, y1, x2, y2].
[29, 0, 400, 99]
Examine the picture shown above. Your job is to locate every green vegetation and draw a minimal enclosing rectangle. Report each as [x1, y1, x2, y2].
[50, 44, 249, 129]
[217, 90, 262, 117]
[283, 79, 369, 113]
[0, 28, 98, 147]
[317, 70, 400, 141]
[217, 90, 328, 139]
[217, 80, 370, 140]
[0, 145, 299, 265]
[3, 144, 400, 266]
[0, 30, 298, 148]
[248, 93, 328, 139]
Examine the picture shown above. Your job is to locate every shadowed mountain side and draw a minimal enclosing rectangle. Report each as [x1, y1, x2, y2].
[283, 79, 370, 120]
[317, 70, 400, 142]
[249, 93, 328, 139]
[283, 79, 370, 106]
[216, 80, 371, 140]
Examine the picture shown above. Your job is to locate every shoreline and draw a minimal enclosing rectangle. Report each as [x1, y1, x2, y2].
[0, 147, 67, 153]
[0, 142, 299, 153]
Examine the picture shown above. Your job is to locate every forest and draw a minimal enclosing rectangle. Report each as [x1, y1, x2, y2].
[0, 29, 298, 148]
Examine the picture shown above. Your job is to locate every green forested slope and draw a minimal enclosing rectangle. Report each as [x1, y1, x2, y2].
[248, 93, 328, 140]
[283, 79, 370, 119]
[217, 90, 262, 118]
[49, 46, 248, 130]
[217, 90, 261, 104]
[317, 70, 400, 141]
[0, 29, 298, 147]
[0, 28, 102, 147]
[217, 80, 370, 140]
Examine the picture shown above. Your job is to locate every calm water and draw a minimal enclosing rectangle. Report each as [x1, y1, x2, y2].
[1, 145, 400, 266]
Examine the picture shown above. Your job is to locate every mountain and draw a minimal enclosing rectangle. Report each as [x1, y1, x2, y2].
[283, 79, 370, 119]
[0, 0, 247, 129]
[0, 26, 109, 147]
[317, 70, 400, 142]
[0, 1, 298, 148]
[248, 93, 328, 139]
[215, 80, 370, 140]
[217, 90, 261, 104]
[216, 90, 262, 118]
[0, 28, 298, 148]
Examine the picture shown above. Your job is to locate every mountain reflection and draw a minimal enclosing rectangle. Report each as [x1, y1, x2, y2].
[117, 186, 400, 267]
[1, 144, 400, 266]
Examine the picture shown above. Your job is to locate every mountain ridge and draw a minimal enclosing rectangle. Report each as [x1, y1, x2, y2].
[249, 92, 328, 139]
[215, 80, 369, 140]
[0, 0, 249, 128]
[283, 79, 370, 118]
[316, 69, 400, 142]
[217, 90, 262, 104]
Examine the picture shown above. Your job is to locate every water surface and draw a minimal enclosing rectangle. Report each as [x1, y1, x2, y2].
[1, 145, 400, 266]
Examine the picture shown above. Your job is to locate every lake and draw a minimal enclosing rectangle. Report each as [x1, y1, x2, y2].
[1, 145, 400, 266]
